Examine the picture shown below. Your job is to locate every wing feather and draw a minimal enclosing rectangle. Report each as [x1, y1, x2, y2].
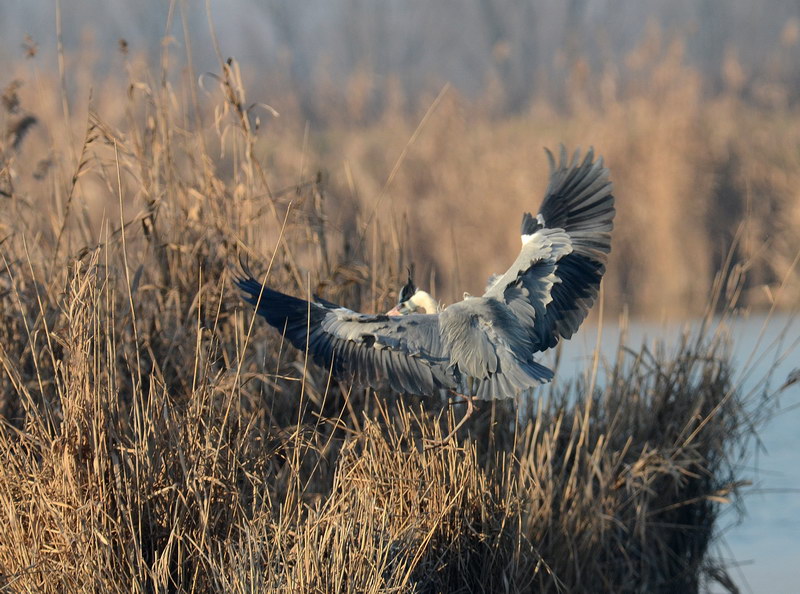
[236, 278, 454, 395]
[484, 146, 615, 352]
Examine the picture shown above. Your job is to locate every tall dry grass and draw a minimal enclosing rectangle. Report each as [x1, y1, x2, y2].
[4, 28, 800, 318]
[0, 31, 792, 593]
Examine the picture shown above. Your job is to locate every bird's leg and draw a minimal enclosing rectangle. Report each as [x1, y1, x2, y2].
[425, 393, 477, 450]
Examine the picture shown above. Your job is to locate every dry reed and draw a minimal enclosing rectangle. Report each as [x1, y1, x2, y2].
[0, 31, 789, 593]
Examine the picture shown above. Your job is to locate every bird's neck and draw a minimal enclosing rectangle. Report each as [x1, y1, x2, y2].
[412, 290, 440, 314]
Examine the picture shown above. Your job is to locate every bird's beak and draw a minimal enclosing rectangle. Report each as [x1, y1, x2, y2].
[388, 301, 414, 316]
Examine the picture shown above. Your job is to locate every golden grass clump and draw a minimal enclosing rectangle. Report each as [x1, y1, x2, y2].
[0, 36, 787, 593]
[0, 245, 748, 592]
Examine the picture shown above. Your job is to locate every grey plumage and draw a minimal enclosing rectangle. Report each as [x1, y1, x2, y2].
[487, 146, 614, 352]
[236, 146, 614, 401]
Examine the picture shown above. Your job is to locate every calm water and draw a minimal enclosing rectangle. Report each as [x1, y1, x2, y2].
[556, 314, 800, 594]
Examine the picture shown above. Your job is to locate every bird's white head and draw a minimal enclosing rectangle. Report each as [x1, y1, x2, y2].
[387, 271, 440, 315]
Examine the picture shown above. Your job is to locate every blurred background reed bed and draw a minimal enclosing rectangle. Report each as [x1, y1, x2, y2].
[0, 22, 794, 592]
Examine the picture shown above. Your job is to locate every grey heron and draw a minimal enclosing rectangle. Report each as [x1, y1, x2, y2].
[236, 146, 614, 441]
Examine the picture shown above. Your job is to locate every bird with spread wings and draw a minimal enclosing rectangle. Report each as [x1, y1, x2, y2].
[236, 146, 614, 439]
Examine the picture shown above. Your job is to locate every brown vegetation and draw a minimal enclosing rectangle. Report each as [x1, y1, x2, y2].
[3, 29, 800, 318]
[0, 30, 792, 592]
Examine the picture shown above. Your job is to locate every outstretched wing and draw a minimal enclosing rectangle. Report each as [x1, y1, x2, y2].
[235, 276, 455, 395]
[484, 146, 615, 351]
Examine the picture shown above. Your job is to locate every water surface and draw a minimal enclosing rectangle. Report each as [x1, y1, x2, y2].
[557, 314, 800, 594]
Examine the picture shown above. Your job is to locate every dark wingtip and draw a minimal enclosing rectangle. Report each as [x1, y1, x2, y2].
[544, 146, 556, 173]
[520, 211, 542, 236]
[232, 251, 256, 287]
[231, 252, 270, 308]
[238, 252, 252, 277]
